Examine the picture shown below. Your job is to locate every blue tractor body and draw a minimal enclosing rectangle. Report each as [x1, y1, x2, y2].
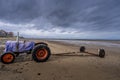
[5, 41, 35, 53]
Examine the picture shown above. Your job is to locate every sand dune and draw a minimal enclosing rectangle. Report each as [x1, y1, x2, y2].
[0, 39, 120, 80]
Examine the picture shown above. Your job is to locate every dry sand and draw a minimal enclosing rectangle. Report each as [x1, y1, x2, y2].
[0, 38, 120, 80]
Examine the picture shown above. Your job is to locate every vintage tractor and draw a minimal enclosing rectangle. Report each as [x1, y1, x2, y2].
[0, 33, 51, 64]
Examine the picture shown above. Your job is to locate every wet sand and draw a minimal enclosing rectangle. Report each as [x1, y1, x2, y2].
[0, 38, 120, 80]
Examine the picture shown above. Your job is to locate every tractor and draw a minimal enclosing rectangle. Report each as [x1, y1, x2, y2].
[0, 32, 51, 64]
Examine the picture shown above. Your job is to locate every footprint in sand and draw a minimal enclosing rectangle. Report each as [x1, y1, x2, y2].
[37, 73, 41, 76]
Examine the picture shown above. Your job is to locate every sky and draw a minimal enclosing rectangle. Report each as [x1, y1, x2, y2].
[0, 0, 120, 39]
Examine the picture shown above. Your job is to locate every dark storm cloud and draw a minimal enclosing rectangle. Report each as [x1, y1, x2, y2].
[0, 0, 120, 32]
[0, 0, 40, 23]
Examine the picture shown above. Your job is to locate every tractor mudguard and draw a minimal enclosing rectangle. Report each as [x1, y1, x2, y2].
[35, 42, 48, 46]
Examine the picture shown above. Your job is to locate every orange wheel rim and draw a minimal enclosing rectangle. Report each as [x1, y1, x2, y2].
[36, 49, 48, 60]
[3, 53, 14, 63]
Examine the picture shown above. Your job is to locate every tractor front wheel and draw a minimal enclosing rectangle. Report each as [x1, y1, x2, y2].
[32, 45, 51, 62]
[1, 52, 15, 64]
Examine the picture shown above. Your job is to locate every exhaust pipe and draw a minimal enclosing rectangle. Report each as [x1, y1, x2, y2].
[16, 32, 19, 52]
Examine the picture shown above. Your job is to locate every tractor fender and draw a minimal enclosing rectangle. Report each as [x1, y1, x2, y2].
[35, 42, 48, 46]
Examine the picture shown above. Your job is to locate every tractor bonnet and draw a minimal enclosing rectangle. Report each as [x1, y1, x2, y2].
[4, 41, 35, 53]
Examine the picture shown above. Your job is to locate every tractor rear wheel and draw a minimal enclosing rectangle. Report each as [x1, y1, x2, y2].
[1, 52, 15, 64]
[32, 45, 51, 62]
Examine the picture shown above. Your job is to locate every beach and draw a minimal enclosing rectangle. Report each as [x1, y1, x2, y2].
[0, 38, 120, 80]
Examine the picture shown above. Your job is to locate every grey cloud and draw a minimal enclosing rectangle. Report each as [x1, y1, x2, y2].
[0, 0, 40, 23]
[0, 0, 120, 33]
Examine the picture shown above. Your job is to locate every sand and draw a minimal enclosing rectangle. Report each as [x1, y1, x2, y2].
[0, 38, 120, 80]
